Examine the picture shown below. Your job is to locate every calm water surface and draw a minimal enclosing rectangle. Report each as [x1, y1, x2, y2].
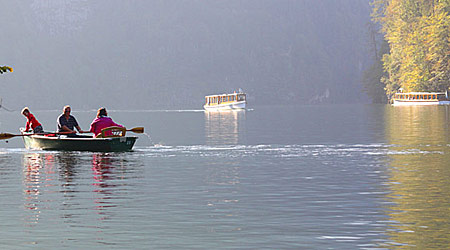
[0, 105, 449, 249]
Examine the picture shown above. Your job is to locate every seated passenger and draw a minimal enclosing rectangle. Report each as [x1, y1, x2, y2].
[22, 107, 44, 133]
[90, 107, 123, 137]
[57, 105, 87, 135]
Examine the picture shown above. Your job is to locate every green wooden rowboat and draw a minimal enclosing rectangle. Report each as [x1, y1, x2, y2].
[21, 133, 138, 152]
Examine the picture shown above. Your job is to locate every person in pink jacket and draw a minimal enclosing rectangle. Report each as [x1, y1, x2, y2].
[90, 107, 123, 137]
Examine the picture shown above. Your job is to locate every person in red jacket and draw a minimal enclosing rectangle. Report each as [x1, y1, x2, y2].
[90, 107, 123, 137]
[22, 107, 44, 133]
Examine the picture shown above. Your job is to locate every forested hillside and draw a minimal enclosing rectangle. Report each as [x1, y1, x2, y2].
[0, 1, 371, 109]
[368, 0, 450, 100]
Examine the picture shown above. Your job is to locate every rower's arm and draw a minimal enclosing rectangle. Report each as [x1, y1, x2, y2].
[61, 125, 75, 133]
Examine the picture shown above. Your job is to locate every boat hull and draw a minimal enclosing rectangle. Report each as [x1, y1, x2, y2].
[392, 100, 450, 106]
[203, 101, 246, 111]
[22, 134, 138, 152]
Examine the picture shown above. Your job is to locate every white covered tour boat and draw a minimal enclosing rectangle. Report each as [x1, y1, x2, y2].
[392, 91, 450, 106]
[204, 90, 247, 111]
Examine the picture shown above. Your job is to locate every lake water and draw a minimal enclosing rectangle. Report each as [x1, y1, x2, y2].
[0, 105, 449, 249]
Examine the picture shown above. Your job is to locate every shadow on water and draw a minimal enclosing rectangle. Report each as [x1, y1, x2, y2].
[383, 105, 450, 248]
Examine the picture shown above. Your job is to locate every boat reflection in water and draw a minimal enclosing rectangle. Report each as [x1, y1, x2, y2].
[384, 105, 450, 248]
[21, 151, 138, 228]
[203, 111, 244, 223]
[23, 153, 49, 225]
[204, 110, 246, 145]
[22, 152, 80, 225]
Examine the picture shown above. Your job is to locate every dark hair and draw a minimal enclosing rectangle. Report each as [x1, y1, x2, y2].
[21, 107, 30, 115]
[97, 107, 107, 117]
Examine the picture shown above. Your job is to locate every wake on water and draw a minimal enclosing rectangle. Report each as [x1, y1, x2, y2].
[134, 143, 445, 158]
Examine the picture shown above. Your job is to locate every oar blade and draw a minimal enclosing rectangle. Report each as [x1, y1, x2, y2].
[129, 127, 144, 134]
[0, 133, 17, 140]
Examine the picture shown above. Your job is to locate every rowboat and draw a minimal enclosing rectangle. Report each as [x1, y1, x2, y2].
[20, 128, 138, 152]
[204, 90, 247, 111]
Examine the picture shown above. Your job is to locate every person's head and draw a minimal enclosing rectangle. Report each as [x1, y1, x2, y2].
[63, 105, 71, 116]
[21, 107, 30, 116]
[97, 107, 107, 118]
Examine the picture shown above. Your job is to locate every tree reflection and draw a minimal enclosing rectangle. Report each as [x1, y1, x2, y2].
[384, 105, 450, 248]
[204, 110, 246, 145]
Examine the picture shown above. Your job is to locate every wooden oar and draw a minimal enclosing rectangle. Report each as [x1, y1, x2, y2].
[0, 133, 29, 140]
[0, 131, 77, 140]
[127, 127, 144, 133]
[0, 127, 144, 140]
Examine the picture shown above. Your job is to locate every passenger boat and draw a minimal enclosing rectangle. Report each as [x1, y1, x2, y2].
[20, 127, 138, 152]
[204, 90, 247, 111]
[392, 92, 450, 106]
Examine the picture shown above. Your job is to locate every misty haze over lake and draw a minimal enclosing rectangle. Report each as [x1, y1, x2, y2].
[0, 0, 370, 110]
[2, 2, 450, 249]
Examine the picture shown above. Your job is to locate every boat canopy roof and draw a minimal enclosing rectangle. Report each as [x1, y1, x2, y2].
[396, 92, 446, 95]
[205, 92, 246, 98]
